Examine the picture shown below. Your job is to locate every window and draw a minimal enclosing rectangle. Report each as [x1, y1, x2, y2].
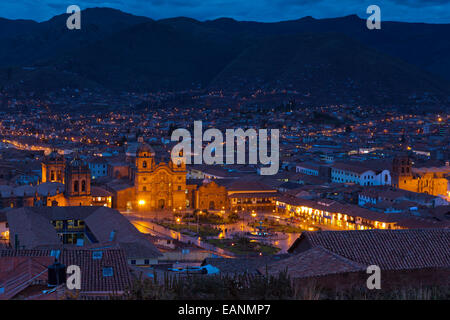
[93, 251, 103, 260]
[143, 161, 147, 168]
[102, 267, 113, 277]
[144, 259, 149, 265]
[74, 180, 79, 192]
[81, 180, 86, 192]
[130, 260, 136, 265]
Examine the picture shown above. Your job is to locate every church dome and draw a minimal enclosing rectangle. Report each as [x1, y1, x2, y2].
[45, 150, 64, 163]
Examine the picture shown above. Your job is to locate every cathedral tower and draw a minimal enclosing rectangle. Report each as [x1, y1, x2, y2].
[41, 150, 65, 184]
[64, 155, 91, 206]
[392, 156, 412, 188]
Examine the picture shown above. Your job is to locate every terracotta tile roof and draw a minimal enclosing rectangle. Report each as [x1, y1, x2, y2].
[226, 179, 276, 192]
[6, 208, 60, 248]
[202, 255, 289, 274]
[60, 249, 131, 293]
[0, 256, 53, 300]
[395, 217, 450, 229]
[0, 248, 132, 294]
[84, 207, 162, 259]
[6, 207, 162, 259]
[260, 246, 366, 278]
[332, 162, 371, 174]
[91, 186, 113, 197]
[29, 206, 99, 220]
[289, 229, 450, 271]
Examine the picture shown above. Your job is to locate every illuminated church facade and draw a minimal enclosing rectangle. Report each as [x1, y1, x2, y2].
[34, 141, 278, 213]
[392, 156, 449, 197]
[130, 143, 187, 211]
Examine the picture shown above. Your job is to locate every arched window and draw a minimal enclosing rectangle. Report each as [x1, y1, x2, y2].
[74, 180, 79, 192]
[81, 180, 86, 192]
[143, 161, 147, 168]
[143, 186, 147, 191]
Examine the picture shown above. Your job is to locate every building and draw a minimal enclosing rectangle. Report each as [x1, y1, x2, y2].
[276, 194, 449, 230]
[88, 157, 108, 180]
[4, 206, 162, 266]
[258, 229, 450, 289]
[64, 157, 92, 206]
[331, 162, 391, 186]
[392, 156, 449, 197]
[41, 151, 65, 184]
[131, 142, 187, 211]
[0, 248, 132, 300]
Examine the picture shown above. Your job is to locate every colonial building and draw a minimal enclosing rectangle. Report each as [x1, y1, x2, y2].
[41, 151, 65, 184]
[131, 143, 187, 211]
[276, 194, 449, 230]
[331, 162, 391, 186]
[195, 180, 228, 211]
[33, 141, 279, 212]
[64, 156, 92, 206]
[392, 156, 449, 197]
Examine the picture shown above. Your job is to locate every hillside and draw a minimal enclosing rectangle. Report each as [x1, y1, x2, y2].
[0, 8, 449, 106]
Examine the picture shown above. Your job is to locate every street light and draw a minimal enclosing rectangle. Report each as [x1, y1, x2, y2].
[197, 210, 202, 236]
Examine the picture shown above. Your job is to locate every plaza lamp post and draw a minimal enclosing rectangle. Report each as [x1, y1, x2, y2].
[197, 210, 202, 237]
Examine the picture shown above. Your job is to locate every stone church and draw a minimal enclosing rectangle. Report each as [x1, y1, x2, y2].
[38, 141, 278, 212]
[130, 142, 187, 210]
[392, 156, 449, 197]
[40, 151, 92, 206]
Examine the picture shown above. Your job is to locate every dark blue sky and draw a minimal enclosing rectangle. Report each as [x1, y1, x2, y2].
[1, 0, 450, 23]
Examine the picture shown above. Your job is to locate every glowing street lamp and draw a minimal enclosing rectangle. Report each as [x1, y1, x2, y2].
[138, 199, 145, 206]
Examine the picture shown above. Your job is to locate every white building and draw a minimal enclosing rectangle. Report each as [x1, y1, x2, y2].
[331, 163, 391, 186]
[295, 162, 320, 176]
[88, 158, 108, 180]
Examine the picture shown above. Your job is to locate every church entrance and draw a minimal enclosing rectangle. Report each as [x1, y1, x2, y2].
[209, 201, 215, 210]
[158, 199, 165, 209]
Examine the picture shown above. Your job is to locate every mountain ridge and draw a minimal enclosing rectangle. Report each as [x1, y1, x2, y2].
[1, 8, 449, 106]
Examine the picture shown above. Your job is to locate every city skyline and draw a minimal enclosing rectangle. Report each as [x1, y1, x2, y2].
[0, 0, 448, 303]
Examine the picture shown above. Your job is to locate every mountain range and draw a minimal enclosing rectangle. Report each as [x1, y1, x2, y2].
[1, 7, 450, 106]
